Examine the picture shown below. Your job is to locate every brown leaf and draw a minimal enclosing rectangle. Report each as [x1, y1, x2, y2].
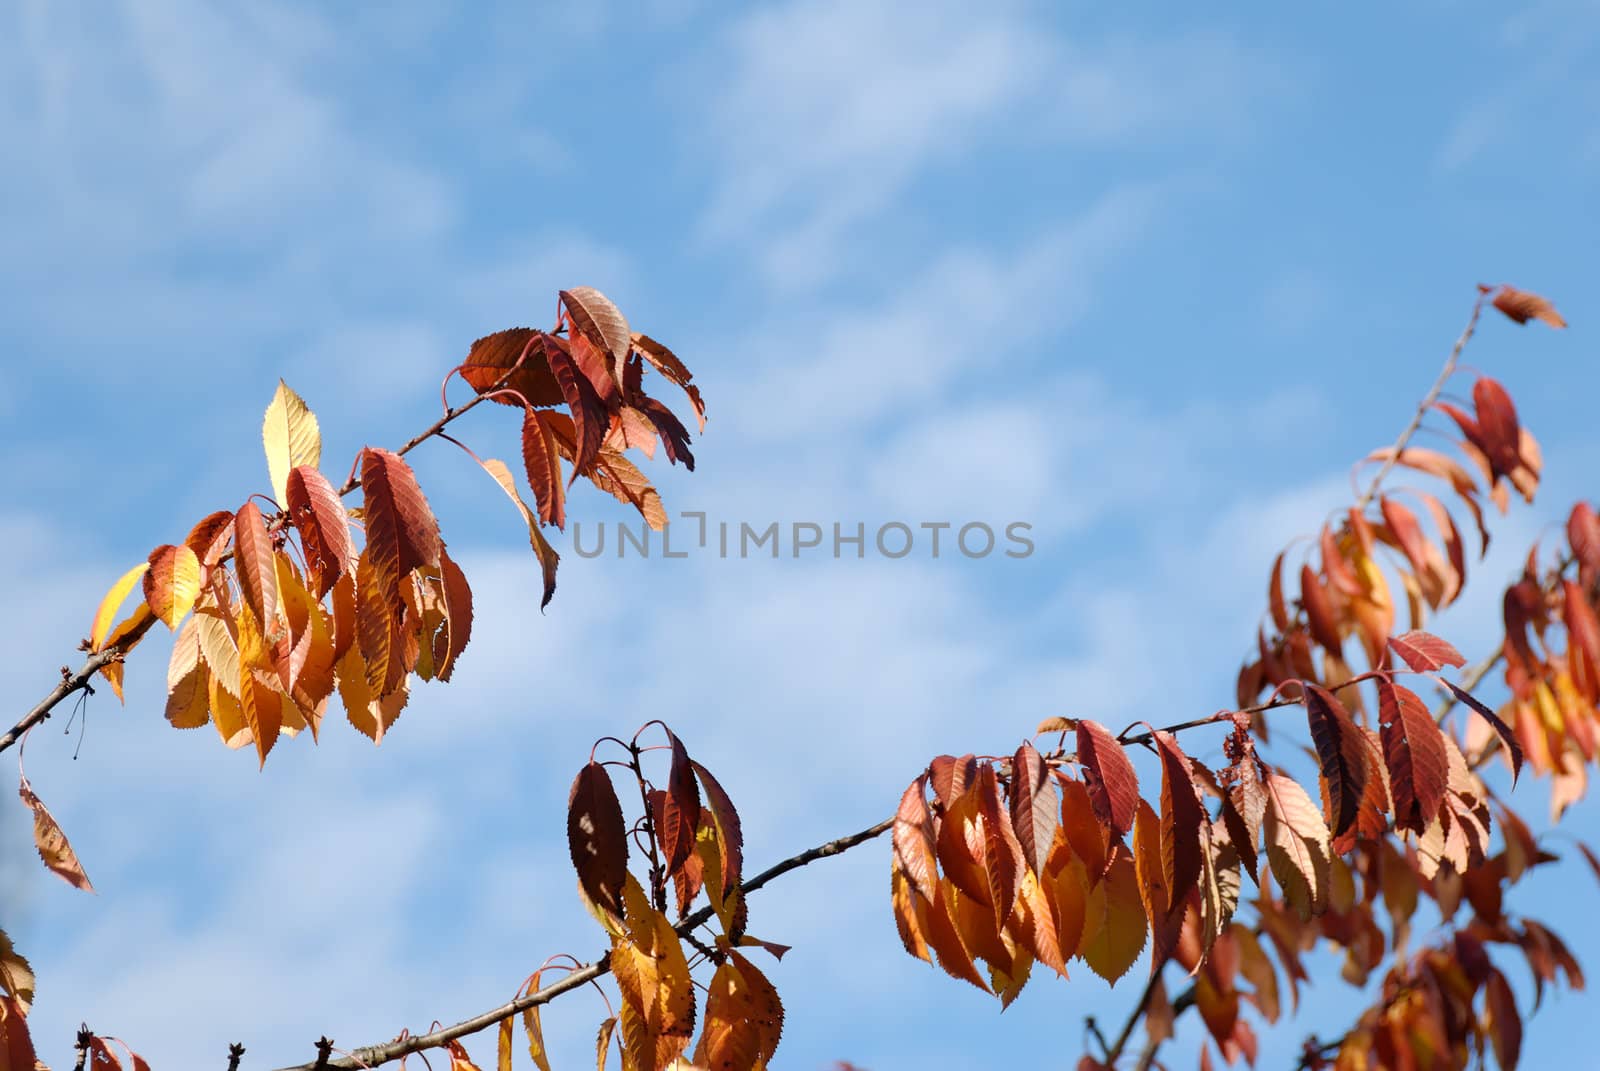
[185, 509, 235, 567]
[361, 448, 442, 591]
[1492, 285, 1566, 328]
[1010, 742, 1059, 878]
[19, 775, 92, 892]
[541, 336, 607, 479]
[1302, 683, 1368, 838]
[1300, 564, 1342, 653]
[1377, 679, 1449, 833]
[1262, 774, 1329, 920]
[631, 333, 706, 432]
[568, 762, 628, 924]
[286, 465, 355, 597]
[1484, 967, 1522, 1071]
[692, 760, 744, 900]
[658, 730, 701, 876]
[633, 396, 695, 471]
[434, 547, 473, 683]
[1153, 729, 1204, 899]
[521, 409, 566, 529]
[460, 328, 564, 408]
[1076, 720, 1138, 837]
[1569, 503, 1600, 590]
[1445, 680, 1523, 783]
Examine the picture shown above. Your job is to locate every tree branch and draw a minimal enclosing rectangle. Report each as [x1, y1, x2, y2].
[267, 816, 894, 1071]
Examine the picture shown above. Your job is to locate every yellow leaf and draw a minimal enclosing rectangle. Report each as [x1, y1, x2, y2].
[0, 928, 36, 1014]
[143, 544, 202, 629]
[496, 1016, 513, 1071]
[262, 380, 322, 509]
[474, 457, 558, 609]
[446, 1039, 484, 1071]
[1080, 845, 1146, 983]
[90, 562, 149, 651]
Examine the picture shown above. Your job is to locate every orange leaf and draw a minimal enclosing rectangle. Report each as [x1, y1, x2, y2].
[692, 760, 743, 899]
[142, 544, 201, 630]
[460, 328, 564, 408]
[1491, 285, 1566, 328]
[893, 776, 939, 902]
[1010, 742, 1059, 878]
[521, 409, 566, 529]
[658, 730, 701, 876]
[19, 775, 92, 892]
[1080, 845, 1146, 983]
[1387, 630, 1466, 672]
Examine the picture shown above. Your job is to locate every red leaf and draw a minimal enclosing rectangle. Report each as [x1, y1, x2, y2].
[893, 776, 939, 902]
[1484, 968, 1522, 1071]
[1379, 497, 1431, 580]
[634, 396, 695, 471]
[561, 287, 632, 386]
[0, 996, 37, 1071]
[929, 755, 978, 808]
[1387, 630, 1466, 672]
[691, 760, 743, 898]
[1569, 503, 1600, 590]
[286, 465, 354, 597]
[1491, 285, 1567, 329]
[361, 447, 442, 592]
[1445, 680, 1523, 783]
[184, 510, 235, 567]
[568, 762, 628, 922]
[234, 501, 278, 633]
[1376, 679, 1449, 833]
[541, 336, 607, 481]
[521, 409, 567, 529]
[1472, 377, 1523, 479]
[1076, 720, 1139, 837]
[1302, 683, 1368, 838]
[631, 333, 706, 432]
[1299, 565, 1342, 653]
[658, 730, 701, 875]
[459, 328, 564, 408]
[1009, 742, 1058, 878]
[1153, 730, 1204, 898]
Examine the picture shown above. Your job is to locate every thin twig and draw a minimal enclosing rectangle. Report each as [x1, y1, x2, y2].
[1355, 292, 1490, 511]
[1102, 966, 1163, 1066]
[227, 1042, 247, 1071]
[267, 816, 894, 1071]
[74, 1026, 93, 1071]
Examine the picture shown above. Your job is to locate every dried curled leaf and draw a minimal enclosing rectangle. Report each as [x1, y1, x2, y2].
[1491, 285, 1566, 329]
[19, 775, 92, 892]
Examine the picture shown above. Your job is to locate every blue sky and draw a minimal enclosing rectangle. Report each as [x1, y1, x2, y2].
[1, 1, 1598, 1068]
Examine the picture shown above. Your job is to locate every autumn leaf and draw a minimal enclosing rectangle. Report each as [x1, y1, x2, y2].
[1262, 774, 1329, 920]
[0, 996, 37, 1071]
[89, 562, 149, 652]
[521, 408, 567, 529]
[262, 380, 322, 509]
[893, 776, 939, 902]
[286, 465, 355, 598]
[975, 764, 1023, 931]
[632, 333, 707, 432]
[460, 328, 565, 408]
[361, 448, 442, 598]
[1491, 285, 1566, 329]
[0, 930, 35, 1014]
[1081, 845, 1147, 983]
[568, 762, 628, 925]
[434, 548, 473, 682]
[1076, 720, 1138, 837]
[142, 544, 201, 630]
[658, 730, 702, 876]
[692, 760, 744, 900]
[1377, 679, 1449, 833]
[1387, 630, 1466, 672]
[1302, 683, 1368, 839]
[19, 775, 92, 892]
[1010, 742, 1059, 878]
[234, 501, 279, 638]
[1444, 680, 1524, 783]
[1152, 729, 1204, 899]
[472, 457, 560, 610]
[1484, 968, 1522, 1071]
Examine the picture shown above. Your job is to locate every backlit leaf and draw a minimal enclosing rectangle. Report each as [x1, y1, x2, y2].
[893, 776, 939, 902]
[361, 448, 442, 597]
[692, 760, 744, 899]
[1387, 630, 1466, 672]
[1076, 720, 1138, 837]
[262, 380, 322, 509]
[142, 544, 201, 629]
[1081, 845, 1146, 983]
[561, 287, 631, 388]
[1263, 774, 1329, 920]
[473, 457, 560, 610]
[286, 465, 355, 597]
[1445, 680, 1523, 783]
[0, 930, 35, 1014]
[1010, 742, 1058, 878]
[1377, 679, 1449, 833]
[234, 501, 279, 636]
[1303, 682, 1368, 838]
[460, 328, 564, 408]
[659, 730, 701, 875]
[89, 562, 149, 652]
